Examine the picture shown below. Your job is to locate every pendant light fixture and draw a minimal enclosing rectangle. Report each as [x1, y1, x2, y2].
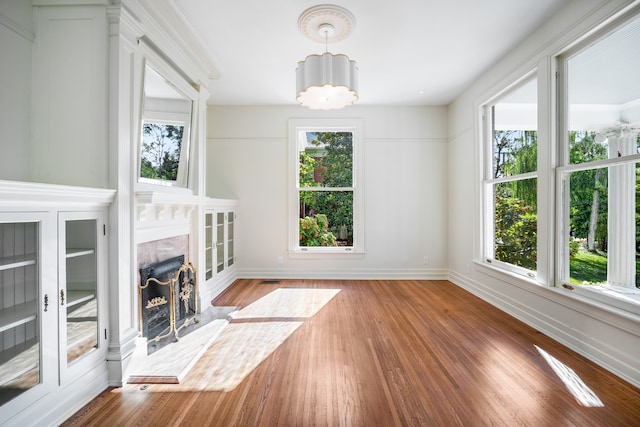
[296, 5, 358, 110]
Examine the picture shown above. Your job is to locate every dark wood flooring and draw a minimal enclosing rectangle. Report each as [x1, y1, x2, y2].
[62, 279, 640, 426]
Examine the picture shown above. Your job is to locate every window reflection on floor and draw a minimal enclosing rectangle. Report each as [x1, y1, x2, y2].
[194, 321, 303, 391]
[195, 288, 340, 391]
[143, 288, 341, 391]
[229, 288, 341, 320]
[535, 345, 603, 407]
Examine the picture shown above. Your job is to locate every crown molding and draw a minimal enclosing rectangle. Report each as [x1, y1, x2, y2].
[123, 0, 219, 88]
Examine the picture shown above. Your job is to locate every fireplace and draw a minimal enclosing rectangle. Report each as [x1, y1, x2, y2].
[138, 255, 198, 342]
[134, 189, 204, 352]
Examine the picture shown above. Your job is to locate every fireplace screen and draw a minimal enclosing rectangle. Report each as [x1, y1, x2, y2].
[139, 256, 198, 342]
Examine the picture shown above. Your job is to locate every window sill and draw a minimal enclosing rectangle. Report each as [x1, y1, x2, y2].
[563, 283, 640, 317]
[473, 260, 640, 328]
[288, 248, 365, 260]
[474, 260, 541, 289]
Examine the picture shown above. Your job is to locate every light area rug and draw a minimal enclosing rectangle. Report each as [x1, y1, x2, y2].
[229, 288, 340, 320]
[180, 321, 303, 392]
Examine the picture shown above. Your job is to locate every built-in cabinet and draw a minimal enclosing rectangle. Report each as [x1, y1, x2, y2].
[203, 200, 238, 302]
[1, 0, 215, 422]
[0, 182, 114, 426]
[205, 207, 236, 279]
[216, 211, 236, 274]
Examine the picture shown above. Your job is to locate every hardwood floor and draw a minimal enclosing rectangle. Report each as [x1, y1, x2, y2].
[63, 279, 640, 426]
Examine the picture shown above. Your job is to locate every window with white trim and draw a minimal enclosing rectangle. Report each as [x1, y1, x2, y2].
[477, 9, 640, 313]
[482, 76, 539, 277]
[557, 12, 640, 311]
[288, 119, 364, 254]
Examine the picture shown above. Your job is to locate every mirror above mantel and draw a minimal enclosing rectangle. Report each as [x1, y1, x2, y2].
[139, 62, 196, 189]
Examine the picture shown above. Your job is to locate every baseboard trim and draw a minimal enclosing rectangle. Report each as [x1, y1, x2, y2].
[237, 267, 449, 280]
[6, 364, 109, 427]
[201, 269, 238, 304]
[107, 327, 140, 387]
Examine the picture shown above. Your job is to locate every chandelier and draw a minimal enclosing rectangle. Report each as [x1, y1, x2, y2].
[296, 5, 358, 110]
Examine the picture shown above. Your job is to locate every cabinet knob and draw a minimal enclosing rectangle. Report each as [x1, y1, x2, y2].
[44, 294, 49, 312]
[60, 289, 65, 306]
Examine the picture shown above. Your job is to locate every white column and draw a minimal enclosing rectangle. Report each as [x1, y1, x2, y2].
[607, 131, 637, 288]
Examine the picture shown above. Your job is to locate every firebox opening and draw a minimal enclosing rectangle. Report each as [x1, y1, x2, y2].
[138, 255, 198, 354]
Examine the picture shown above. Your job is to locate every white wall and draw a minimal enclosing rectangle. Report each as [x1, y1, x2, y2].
[207, 105, 449, 279]
[448, 0, 640, 387]
[0, 3, 109, 187]
[0, 1, 33, 181]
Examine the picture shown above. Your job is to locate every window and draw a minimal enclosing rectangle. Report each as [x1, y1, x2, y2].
[288, 119, 363, 254]
[476, 9, 640, 314]
[482, 76, 538, 277]
[557, 13, 640, 310]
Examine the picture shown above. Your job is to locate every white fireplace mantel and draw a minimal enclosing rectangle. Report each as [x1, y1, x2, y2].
[135, 191, 205, 243]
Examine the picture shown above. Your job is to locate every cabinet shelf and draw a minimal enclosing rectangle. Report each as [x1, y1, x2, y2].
[0, 300, 38, 333]
[66, 289, 96, 308]
[66, 248, 95, 259]
[0, 254, 37, 272]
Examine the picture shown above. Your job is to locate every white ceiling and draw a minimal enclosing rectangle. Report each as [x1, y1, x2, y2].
[168, 0, 571, 106]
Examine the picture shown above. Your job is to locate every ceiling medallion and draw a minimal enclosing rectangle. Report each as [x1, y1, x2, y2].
[296, 5, 359, 110]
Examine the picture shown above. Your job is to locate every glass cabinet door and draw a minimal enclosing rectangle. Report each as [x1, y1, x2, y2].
[227, 212, 234, 268]
[63, 219, 98, 365]
[0, 221, 41, 406]
[205, 213, 213, 280]
[58, 212, 105, 383]
[216, 213, 224, 273]
[208, 208, 237, 280]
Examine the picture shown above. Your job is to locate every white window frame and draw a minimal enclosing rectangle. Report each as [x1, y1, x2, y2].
[555, 11, 640, 314]
[479, 72, 542, 280]
[473, 6, 640, 317]
[288, 119, 364, 256]
[555, 157, 640, 315]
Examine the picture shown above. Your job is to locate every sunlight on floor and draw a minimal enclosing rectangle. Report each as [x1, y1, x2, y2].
[189, 321, 303, 391]
[191, 288, 340, 391]
[229, 288, 341, 319]
[131, 288, 341, 391]
[126, 319, 228, 382]
[535, 345, 604, 407]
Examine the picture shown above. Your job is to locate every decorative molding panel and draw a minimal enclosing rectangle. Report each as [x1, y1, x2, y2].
[0, 14, 35, 41]
[135, 191, 202, 243]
